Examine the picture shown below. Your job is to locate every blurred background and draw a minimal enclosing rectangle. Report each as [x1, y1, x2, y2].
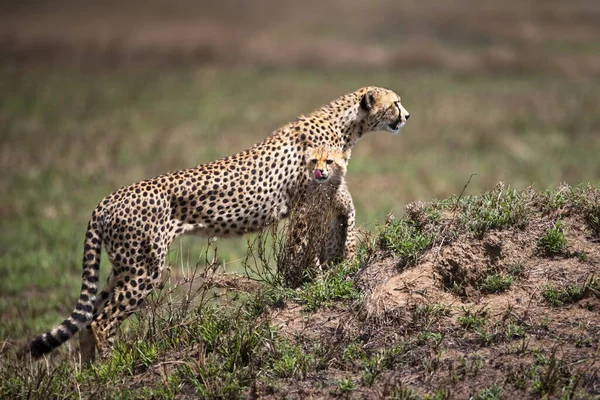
[1, 0, 599, 339]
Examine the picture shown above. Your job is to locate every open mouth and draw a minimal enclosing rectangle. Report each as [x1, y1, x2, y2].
[315, 176, 328, 183]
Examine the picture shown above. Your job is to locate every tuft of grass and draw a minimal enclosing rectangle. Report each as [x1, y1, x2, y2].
[542, 278, 599, 306]
[474, 383, 503, 400]
[479, 273, 514, 294]
[293, 249, 366, 311]
[460, 184, 531, 236]
[377, 218, 433, 265]
[584, 203, 600, 238]
[457, 308, 488, 330]
[537, 221, 567, 256]
[269, 339, 315, 379]
[336, 378, 355, 393]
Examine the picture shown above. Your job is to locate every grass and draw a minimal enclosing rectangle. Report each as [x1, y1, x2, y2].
[479, 273, 514, 294]
[474, 383, 503, 400]
[460, 183, 532, 236]
[377, 218, 433, 265]
[537, 221, 567, 256]
[542, 277, 600, 307]
[2, 67, 600, 340]
[1, 184, 599, 398]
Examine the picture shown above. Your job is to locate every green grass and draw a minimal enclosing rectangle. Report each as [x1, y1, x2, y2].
[460, 184, 531, 236]
[377, 218, 433, 264]
[474, 383, 503, 400]
[537, 221, 567, 256]
[542, 278, 600, 307]
[1, 65, 600, 354]
[479, 273, 514, 294]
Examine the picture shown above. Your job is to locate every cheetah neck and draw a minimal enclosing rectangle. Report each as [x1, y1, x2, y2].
[290, 92, 368, 152]
[332, 104, 363, 146]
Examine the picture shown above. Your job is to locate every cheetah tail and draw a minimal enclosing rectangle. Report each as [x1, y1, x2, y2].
[27, 213, 103, 358]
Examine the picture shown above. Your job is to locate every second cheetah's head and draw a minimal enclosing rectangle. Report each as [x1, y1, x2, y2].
[358, 87, 410, 135]
[305, 146, 350, 186]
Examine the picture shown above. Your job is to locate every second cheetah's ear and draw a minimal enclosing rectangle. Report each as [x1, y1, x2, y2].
[304, 146, 314, 158]
[360, 90, 376, 112]
[342, 149, 351, 161]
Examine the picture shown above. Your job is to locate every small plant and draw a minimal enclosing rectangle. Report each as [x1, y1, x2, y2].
[542, 282, 589, 306]
[294, 258, 361, 311]
[457, 308, 487, 330]
[479, 273, 513, 293]
[360, 347, 402, 387]
[539, 187, 569, 212]
[507, 262, 526, 278]
[585, 205, 600, 238]
[384, 382, 421, 400]
[342, 342, 366, 364]
[337, 378, 355, 393]
[460, 184, 531, 236]
[474, 383, 503, 400]
[576, 251, 589, 263]
[270, 340, 315, 379]
[362, 352, 384, 386]
[412, 304, 452, 330]
[377, 218, 433, 264]
[531, 350, 563, 397]
[505, 321, 526, 339]
[537, 221, 567, 256]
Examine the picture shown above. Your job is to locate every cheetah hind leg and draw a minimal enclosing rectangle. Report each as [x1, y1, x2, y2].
[91, 260, 164, 359]
[79, 272, 118, 364]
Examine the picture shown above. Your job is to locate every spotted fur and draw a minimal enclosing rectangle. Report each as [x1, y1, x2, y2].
[304, 145, 355, 265]
[27, 86, 410, 362]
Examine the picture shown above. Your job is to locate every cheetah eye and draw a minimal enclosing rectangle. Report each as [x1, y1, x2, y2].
[326, 160, 334, 165]
[310, 159, 317, 164]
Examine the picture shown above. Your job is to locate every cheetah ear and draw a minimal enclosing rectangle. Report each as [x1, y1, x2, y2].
[304, 146, 314, 158]
[342, 149, 351, 161]
[360, 90, 376, 112]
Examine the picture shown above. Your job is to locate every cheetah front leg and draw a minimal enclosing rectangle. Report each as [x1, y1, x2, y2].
[321, 183, 356, 265]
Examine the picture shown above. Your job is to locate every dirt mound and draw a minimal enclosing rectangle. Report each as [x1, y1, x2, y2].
[262, 184, 600, 398]
[362, 214, 599, 317]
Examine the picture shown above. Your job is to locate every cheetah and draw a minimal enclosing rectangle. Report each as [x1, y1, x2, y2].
[280, 145, 352, 285]
[304, 146, 356, 265]
[27, 86, 410, 362]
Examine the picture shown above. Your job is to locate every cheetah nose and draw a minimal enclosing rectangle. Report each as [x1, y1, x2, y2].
[314, 169, 323, 179]
[405, 114, 410, 120]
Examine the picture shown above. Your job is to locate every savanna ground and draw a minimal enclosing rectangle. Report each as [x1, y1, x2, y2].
[1, 0, 599, 398]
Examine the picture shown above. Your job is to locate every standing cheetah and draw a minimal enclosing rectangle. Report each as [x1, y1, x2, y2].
[27, 86, 410, 362]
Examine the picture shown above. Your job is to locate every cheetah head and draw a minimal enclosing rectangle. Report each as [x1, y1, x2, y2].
[359, 87, 410, 134]
[305, 146, 350, 186]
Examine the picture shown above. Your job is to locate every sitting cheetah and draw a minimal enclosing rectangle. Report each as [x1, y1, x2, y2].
[304, 145, 355, 265]
[27, 86, 410, 362]
[280, 145, 352, 286]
